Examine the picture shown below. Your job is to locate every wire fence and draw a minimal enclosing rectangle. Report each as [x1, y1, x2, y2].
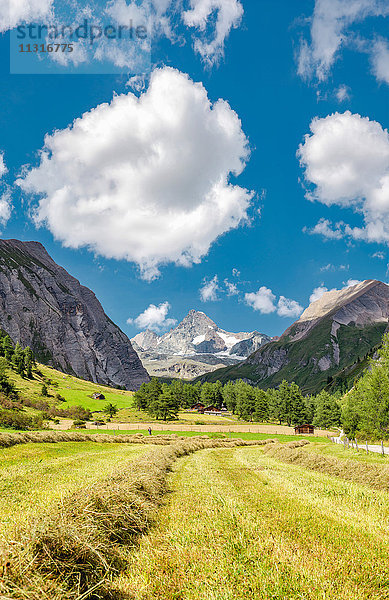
[330, 435, 389, 456]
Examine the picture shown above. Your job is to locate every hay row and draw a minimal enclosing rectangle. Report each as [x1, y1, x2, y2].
[0, 430, 277, 450]
[0, 437, 277, 599]
[263, 441, 389, 491]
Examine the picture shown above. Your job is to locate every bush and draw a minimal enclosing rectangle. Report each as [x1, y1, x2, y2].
[73, 419, 86, 429]
[0, 409, 44, 430]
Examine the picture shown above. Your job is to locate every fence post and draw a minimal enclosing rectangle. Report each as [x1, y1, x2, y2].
[355, 439, 358, 452]
[382, 440, 385, 456]
[343, 439, 346, 451]
[347, 438, 349, 449]
[366, 440, 369, 454]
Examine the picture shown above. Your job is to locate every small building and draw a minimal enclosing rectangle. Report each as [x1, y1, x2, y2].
[190, 402, 205, 412]
[92, 392, 105, 400]
[295, 424, 315, 435]
[204, 405, 223, 415]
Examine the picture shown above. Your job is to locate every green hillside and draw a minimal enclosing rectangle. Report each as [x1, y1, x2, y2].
[199, 321, 387, 394]
[7, 362, 135, 411]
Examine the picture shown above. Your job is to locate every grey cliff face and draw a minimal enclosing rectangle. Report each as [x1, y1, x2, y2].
[0, 239, 149, 390]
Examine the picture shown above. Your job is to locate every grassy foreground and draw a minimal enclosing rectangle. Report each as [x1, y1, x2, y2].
[0, 437, 272, 599]
[116, 445, 389, 600]
[0, 441, 148, 536]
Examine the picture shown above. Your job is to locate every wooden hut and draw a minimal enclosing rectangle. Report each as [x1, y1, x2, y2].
[294, 424, 315, 435]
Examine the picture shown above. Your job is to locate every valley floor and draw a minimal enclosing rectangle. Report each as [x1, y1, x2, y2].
[3, 437, 389, 599]
[116, 445, 389, 600]
[0, 441, 147, 536]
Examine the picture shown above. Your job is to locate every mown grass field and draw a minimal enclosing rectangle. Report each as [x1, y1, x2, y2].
[115, 443, 389, 600]
[0, 441, 147, 536]
[3, 436, 389, 599]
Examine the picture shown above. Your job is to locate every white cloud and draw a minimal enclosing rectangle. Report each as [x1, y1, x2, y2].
[277, 296, 303, 318]
[19, 67, 253, 280]
[346, 278, 361, 287]
[127, 301, 176, 333]
[297, 0, 389, 82]
[371, 39, 389, 84]
[0, 153, 7, 179]
[306, 218, 344, 240]
[232, 267, 240, 278]
[372, 251, 385, 259]
[310, 286, 329, 303]
[200, 275, 220, 302]
[0, 191, 12, 226]
[299, 111, 389, 245]
[320, 263, 348, 271]
[244, 287, 276, 314]
[183, 0, 243, 65]
[1, 0, 243, 68]
[245, 287, 303, 318]
[335, 84, 350, 102]
[0, 155, 11, 227]
[0, 0, 53, 32]
[126, 74, 147, 93]
[224, 279, 239, 296]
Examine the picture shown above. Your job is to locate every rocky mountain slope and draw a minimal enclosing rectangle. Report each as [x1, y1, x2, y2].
[0, 239, 149, 390]
[132, 309, 271, 379]
[200, 280, 389, 393]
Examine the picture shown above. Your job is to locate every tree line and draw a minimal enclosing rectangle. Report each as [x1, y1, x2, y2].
[342, 332, 389, 438]
[134, 377, 342, 428]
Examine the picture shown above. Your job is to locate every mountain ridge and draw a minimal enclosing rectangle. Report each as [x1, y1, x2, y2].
[131, 309, 272, 379]
[199, 280, 389, 393]
[0, 239, 149, 390]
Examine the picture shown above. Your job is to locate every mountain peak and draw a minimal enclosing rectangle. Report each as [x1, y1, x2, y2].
[299, 280, 380, 323]
[180, 309, 217, 329]
[131, 308, 271, 377]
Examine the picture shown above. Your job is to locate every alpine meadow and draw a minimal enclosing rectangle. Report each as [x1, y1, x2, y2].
[2, 1, 389, 599]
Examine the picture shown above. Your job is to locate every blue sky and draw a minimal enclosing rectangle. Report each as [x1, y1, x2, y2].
[1, 0, 389, 338]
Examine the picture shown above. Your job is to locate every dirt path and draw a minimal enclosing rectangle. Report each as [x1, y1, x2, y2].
[52, 419, 331, 437]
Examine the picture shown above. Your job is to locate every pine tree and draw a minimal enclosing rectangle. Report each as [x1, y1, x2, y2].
[278, 380, 293, 425]
[343, 332, 389, 436]
[103, 403, 118, 418]
[200, 382, 216, 407]
[181, 383, 200, 408]
[134, 382, 151, 410]
[213, 381, 224, 408]
[222, 381, 237, 413]
[235, 380, 256, 421]
[23, 346, 34, 379]
[254, 389, 269, 422]
[3, 335, 14, 362]
[13, 342, 25, 376]
[290, 383, 307, 426]
[147, 383, 180, 421]
[313, 391, 341, 428]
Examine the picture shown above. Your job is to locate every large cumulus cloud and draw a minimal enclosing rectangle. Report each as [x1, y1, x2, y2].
[299, 111, 389, 244]
[19, 67, 253, 279]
